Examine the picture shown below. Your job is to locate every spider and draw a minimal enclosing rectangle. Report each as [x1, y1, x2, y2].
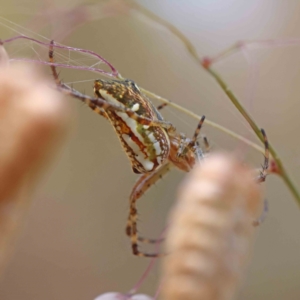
[49, 41, 269, 257]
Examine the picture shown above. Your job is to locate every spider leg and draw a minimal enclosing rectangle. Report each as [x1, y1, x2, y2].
[253, 129, 269, 226]
[49, 41, 175, 131]
[176, 115, 206, 159]
[156, 103, 168, 111]
[185, 116, 206, 162]
[59, 83, 175, 129]
[257, 129, 269, 183]
[253, 198, 268, 226]
[194, 141, 205, 162]
[202, 136, 210, 152]
[126, 162, 172, 257]
[190, 115, 206, 146]
[49, 41, 109, 119]
[126, 162, 168, 244]
[48, 41, 60, 85]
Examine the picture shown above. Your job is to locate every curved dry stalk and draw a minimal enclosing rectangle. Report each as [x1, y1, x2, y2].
[3, 3, 297, 201]
[1, 21, 265, 154]
[140, 88, 265, 155]
[125, 0, 300, 206]
[204, 68, 300, 203]
[112, 76, 265, 155]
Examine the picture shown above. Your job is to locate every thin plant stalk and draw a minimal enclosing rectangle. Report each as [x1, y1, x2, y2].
[2, 35, 263, 154]
[127, 0, 300, 206]
[140, 88, 265, 155]
[3, 7, 299, 202]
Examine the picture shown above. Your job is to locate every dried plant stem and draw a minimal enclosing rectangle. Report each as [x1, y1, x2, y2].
[205, 68, 300, 203]
[140, 88, 265, 155]
[126, 0, 300, 206]
[1, 27, 264, 154]
[114, 75, 265, 153]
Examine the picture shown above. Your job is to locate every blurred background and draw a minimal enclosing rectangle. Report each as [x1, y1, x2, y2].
[1, 0, 300, 299]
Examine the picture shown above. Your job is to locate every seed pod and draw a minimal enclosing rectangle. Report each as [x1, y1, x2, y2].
[0, 51, 68, 275]
[161, 153, 263, 300]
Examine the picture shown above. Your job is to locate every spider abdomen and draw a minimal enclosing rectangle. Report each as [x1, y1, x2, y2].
[95, 79, 170, 174]
[106, 110, 170, 173]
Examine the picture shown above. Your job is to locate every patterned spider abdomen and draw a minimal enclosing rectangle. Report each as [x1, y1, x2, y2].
[94, 79, 170, 174]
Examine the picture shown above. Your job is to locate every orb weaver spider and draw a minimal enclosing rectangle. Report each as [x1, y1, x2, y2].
[49, 41, 269, 257]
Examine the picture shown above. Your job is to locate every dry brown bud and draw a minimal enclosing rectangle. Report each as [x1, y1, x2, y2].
[161, 153, 263, 300]
[0, 46, 69, 275]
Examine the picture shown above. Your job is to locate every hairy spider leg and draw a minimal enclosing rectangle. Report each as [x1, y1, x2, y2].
[156, 102, 168, 111]
[126, 116, 205, 257]
[252, 128, 269, 226]
[190, 115, 206, 146]
[190, 116, 206, 162]
[175, 116, 206, 165]
[127, 163, 172, 257]
[126, 162, 171, 244]
[253, 198, 268, 226]
[49, 40, 108, 119]
[257, 128, 269, 183]
[203, 136, 210, 152]
[126, 116, 207, 256]
[48, 41, 175, 131]
[157, 103, 210, 153]
[127, 116, 206, 243]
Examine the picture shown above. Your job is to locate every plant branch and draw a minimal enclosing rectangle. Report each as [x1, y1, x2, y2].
[127, 0, 300, 205]
[140, 88, 265, 155]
